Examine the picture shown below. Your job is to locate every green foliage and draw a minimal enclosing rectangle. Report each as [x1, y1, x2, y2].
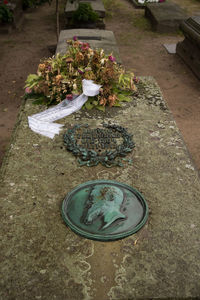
[0, 2, 13, 23]
[72, 2, 99, 23]
[25, 74, 42, 88]
[22, 0, 52, 10]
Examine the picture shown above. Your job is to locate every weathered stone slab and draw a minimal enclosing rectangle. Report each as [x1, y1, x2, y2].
[177, 38, 200, 79]
[177, 16, 200, 79]
[180, 16, 200, 47]
[1, 77, 200, 300]
[145, 2, 187, 33]
[56, 29, 121, 63]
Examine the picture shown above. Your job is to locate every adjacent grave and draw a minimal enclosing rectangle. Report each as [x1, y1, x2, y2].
[0, 0, 24, 34]
[65, 0, 105, 29]
[1, 69, 200, 298]
[130, 0, 146, 9]
[131, 0, 164, 9]
[145, 2, 187, 33]
[56, 28, 121, 62]
[177, 16, 200, 80]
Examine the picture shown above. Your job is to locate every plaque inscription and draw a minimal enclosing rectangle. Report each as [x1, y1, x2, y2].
[63, 123, 135, 167]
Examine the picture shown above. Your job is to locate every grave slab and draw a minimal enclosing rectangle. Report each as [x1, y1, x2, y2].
[177, 16, 200, 79]
[1, 76, 200, 300]
[56, 29, 121, 63]
[65, 0, 105, 29]
[65, 0, 105, 18]
[145, 2, 187, 33]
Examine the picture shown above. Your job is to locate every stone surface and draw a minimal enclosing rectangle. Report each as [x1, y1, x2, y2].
[180, 16, 200, 47]
[145, 2, 187, 33]
[163, 43, 176, 54]
[177, 16, 200, 79]
[65, 0, 105, 18]
[56, 29, 121, 63]
[1, 77, 200, 299]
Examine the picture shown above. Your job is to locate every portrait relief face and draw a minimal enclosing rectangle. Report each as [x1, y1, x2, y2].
[84, 184, 126, 230]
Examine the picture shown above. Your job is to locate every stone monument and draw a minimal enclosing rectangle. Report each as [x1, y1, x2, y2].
[65, 0, 105, 29]
[56, 28, 121, 63]
[177, 16, 200, 79]
[145, 2, 187, 33]
[1, 25, 200, 299]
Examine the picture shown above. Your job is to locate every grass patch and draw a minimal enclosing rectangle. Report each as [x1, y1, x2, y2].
[132, 15, 151, 31]
[102, 0, 117, 10]
[3, 40, 16, 47]
[102, 0, 123, 18]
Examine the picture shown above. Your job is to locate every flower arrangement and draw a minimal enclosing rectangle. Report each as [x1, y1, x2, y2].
[0, 0, 13, 23]
[25, 38, 138, 111]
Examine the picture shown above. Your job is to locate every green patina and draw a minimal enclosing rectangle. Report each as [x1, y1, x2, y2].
[63, 123, 135, 167]
[61, 180, 148, 241]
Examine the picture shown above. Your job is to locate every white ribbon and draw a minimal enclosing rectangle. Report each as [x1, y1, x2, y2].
[138, 0, 159, 3]
[28, 79, 101, 139]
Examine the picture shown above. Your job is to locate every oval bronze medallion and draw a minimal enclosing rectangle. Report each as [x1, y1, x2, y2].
[62, 180, 148, 241]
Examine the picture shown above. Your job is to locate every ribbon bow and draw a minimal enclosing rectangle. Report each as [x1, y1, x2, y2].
[28, 79, 101, 138]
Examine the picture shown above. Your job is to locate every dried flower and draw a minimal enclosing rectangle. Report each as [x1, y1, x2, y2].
[108, 94, 117, 107]
[81, 42, 90, 51]
[88, 48, 94, 56]
[73, 83, 77, 90]
[38, 64, 46, 71]
[66, 94, 73, 100]
[55, 75, 62, 85]
[66, 57, 73, 63]
[25, 87, 32, 94]
[108, 55, 116, 62]
[100, 97, 107, 106]
[78, 69, 84, 75]
[76, 52, 84, 62]
[133, 76, 139, 84]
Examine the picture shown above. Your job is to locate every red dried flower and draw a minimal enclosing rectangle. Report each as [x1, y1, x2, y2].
[66, 94, 73, 100]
